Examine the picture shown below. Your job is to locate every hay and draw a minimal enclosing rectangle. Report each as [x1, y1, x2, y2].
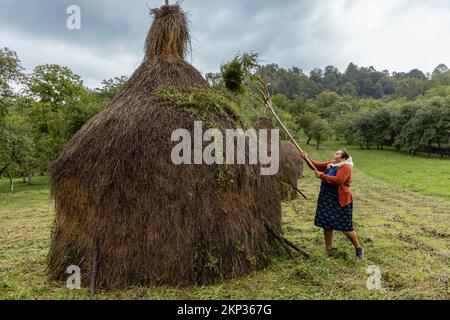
[254, 116, 304, 199]
[145, 4, 190, 61]
[48, 4, 282, 288]
[279, 141, 305, 199]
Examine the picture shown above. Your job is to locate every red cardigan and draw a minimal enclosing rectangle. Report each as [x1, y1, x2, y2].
[310, 159, 353, 208]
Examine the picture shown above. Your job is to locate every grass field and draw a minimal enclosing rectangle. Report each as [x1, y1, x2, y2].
[331, 143, 450, 198]
[0, 141, 449, 300]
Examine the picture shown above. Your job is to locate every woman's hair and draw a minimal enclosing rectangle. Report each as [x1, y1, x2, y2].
[339, 148, 350, 160]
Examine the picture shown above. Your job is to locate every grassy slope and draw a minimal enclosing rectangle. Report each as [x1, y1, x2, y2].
[0, 143, 449, 300]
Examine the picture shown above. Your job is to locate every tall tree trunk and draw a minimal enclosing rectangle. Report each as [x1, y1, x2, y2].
[316, 140, 320, 150]
[9, 173, 14, 193]
[28, 173, 33, 185]
[307, 136, 312, 145]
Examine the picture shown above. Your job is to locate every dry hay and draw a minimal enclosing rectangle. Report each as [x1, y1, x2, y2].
[47, 4, 282, 289]
[254, 116, 304, 200]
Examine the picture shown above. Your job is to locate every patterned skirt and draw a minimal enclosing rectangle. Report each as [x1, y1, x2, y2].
[315, 187, 353, 232]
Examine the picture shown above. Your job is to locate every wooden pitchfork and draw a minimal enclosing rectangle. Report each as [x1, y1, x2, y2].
[253, 77, 318, 172]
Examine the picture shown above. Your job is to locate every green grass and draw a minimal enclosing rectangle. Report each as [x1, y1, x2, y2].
[315, 142, 450, 198]
[0, 141, 449, 300]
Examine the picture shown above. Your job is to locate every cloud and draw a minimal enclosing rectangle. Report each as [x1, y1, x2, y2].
[0, 0, 449, 88]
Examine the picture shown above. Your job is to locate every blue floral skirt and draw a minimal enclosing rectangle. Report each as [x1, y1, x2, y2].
[315, 187, 353, 232]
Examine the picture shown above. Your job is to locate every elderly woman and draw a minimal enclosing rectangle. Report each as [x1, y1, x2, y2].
[302, 149, 364, 259]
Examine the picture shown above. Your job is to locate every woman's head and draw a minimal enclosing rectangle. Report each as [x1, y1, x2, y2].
[332, 149, 350, 163]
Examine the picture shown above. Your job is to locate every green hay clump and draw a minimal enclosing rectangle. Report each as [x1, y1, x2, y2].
[217, 162, 232, 190]
[221, 59, 245, 93]
[154, 86, 247, 129]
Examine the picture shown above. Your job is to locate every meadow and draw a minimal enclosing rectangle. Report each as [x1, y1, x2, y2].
[0, 140, 449, 300]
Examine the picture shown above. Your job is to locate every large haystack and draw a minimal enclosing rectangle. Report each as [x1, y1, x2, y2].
[48, 4, 282, 288]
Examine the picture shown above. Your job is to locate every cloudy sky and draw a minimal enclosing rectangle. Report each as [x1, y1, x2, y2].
[1, 0, 450, 88]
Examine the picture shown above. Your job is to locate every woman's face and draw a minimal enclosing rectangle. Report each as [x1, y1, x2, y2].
[332, 150, 344, 163]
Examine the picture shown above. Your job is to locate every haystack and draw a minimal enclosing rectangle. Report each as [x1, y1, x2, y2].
[48, 4, 282, 288]
[254, 116, 304, 199]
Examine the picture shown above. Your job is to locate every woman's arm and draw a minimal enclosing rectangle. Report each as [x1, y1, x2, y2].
[301, 152, 330, 171]
[310, 159, 331, 172]
[319, 165, 351, 185]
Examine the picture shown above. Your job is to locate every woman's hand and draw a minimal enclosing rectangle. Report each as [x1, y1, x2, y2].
[315, 171, 322, 178]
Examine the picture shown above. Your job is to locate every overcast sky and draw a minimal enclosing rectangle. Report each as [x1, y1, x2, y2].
[1, 0, 449, 88]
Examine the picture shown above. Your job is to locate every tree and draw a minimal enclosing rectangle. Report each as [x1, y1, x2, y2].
[221, 52, 259, 93]
[372, 107, 392, 149]
[407, 69, 427, 80]
[344, 63, 359, 83]
[310, 118, 333, 149]
[26, 64, 85, 108]
[272, 94, 291, 112]
[323, 65, 341, 92]
[391, 104, 418, 151]
[297, 112, 320, 145]
[0, 116, 36, 192]
[316, 91, 340, 119]
[94, 76, 127, 101]
[329, 101, 352, 122]
[205, 72, 223, 89]
[431, 64, 450, 87]
[341, 82, 357, 97]
[0, 47, 24, 122]
[414, 103, 449, 157]
[25, 64, 88, 167]
[351, 113, 377, 149]
[290, 95, 308, 115]
[433, 64, 449, 75]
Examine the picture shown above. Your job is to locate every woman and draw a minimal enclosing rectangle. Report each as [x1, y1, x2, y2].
[301, 149, 364, 259]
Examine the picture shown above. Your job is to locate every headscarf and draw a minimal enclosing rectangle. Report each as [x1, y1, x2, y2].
[327, 156, 354, 169]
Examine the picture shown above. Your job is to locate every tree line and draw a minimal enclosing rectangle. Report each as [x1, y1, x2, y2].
[208, 53, 450, 153]
[0, 47, 126, 191]
[255, 62, 450, 100]
[1, 48, 449, 192]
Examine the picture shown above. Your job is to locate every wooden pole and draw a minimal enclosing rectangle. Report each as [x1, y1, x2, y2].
[89, 238, 100, 296]
[255, 78, 318, 172]
[280, 181, 308, 200]
[265, 221, 310, 259]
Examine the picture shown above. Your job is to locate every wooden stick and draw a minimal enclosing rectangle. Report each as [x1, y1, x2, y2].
[255, 78, 318, 172]
[265, 222, 310, 259]
[89, 239, 100, 296]
[280, 181, 308, 200]
[277, 236, 295, 260]
[291, 185, 308, 200]
[282, 234, 310, 259]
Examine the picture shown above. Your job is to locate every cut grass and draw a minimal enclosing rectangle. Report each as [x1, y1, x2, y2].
[0, 141, 449, 300]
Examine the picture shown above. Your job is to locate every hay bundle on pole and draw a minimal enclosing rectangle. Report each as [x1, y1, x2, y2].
[48, 3, 282, 289]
